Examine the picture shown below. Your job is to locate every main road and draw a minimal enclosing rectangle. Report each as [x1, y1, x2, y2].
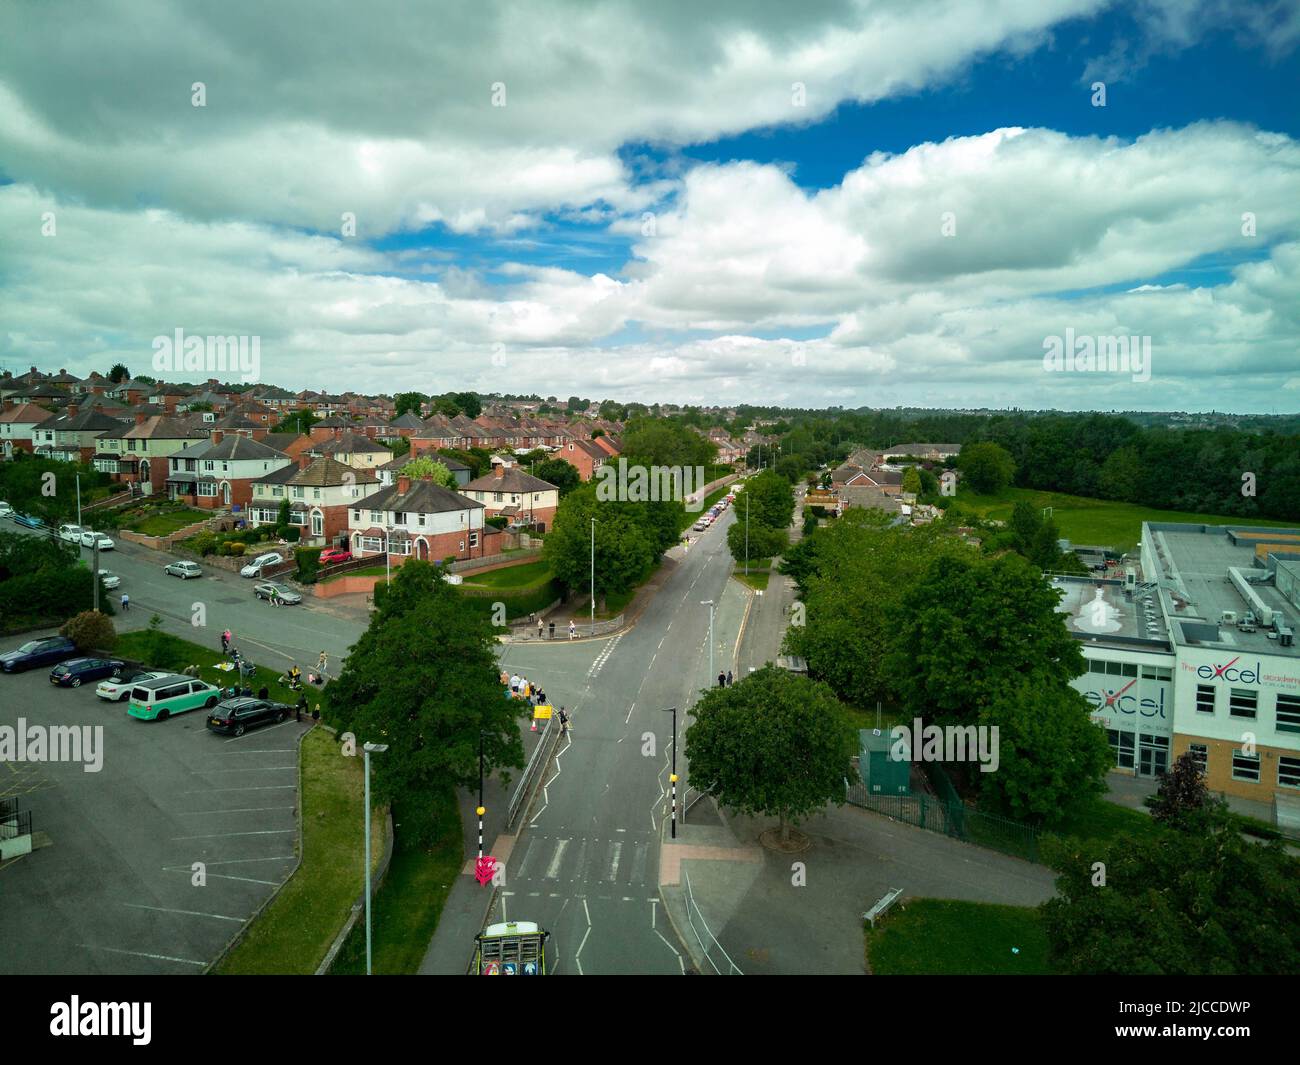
[489, 504, 747, 974]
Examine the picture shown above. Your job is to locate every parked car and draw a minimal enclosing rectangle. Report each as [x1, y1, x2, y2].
[97, 668, 170, 702]
[0, 501, 12, 518]
[98, 569, 121, 590]
[1, 635, 77, 673]
[12, 512, 44, 529]
[128, 676, 222, 721]
[254, 581, 302, 605]
[692, 520, 707, 531]
[163, 560, 203, 579]
[319, 547, 352, 566]
[59, 523, 85, 543]
[240, 551, 284, 578]
[206, 697, 292, 737]
[80, 530, 114, 551]
[50, 657, 126, 688]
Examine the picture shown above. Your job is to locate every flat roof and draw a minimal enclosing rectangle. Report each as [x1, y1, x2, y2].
[1051, 576, 1172, 651]
[1145, 523, 1300, 658]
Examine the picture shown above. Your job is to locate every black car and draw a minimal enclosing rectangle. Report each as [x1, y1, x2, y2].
[49, 657, 126, 688]
[206, 697, 292, 736]
[1, 636, 77, 673]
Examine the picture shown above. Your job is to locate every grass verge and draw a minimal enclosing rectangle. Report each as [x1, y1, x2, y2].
[865, 898, 1052, 975]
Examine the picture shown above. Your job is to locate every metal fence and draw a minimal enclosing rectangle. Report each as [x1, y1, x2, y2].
[0, 796, 32, 841]
[682, 866, 743, 975]
[844, 780, 1039, 863]
[506, 716, 555, 828]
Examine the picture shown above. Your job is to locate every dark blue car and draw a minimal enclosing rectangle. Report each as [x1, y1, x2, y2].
[49, 657, 126, 688]
[0, 636, 77, 673]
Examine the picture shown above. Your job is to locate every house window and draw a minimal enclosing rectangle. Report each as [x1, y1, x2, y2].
[1231, 749, 1261, 783]
[360, 536, 383, 554]
[1195, 685, 1216, 714]
[1279, 757, 1300, 790]
[1276, 694, 1300, 734]
[369, 511, 382, 523]
[469, 532, 479, 548]
[1229, 688, 1257, 719]
[203, 460, 214, 471]
[1188, 744, 1208, 773]
[272, 486, 283, 496]
[393, 512, 406, 526]
[197, 482, 218, 497]
[312, 488, 321, 500]
[353, 510, 361, 521]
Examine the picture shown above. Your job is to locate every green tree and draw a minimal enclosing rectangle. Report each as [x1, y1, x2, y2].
[393, 392, 425, 418]
[274, 408, 320, 434]
[743, 470, 796, 530]
[685, 665, 856, 842]
[1041, 807, 1300, 974]
[399, 457, 456, 488]
[958, 441, 1016, 493]
[726, 519, 787, 564]
[1098, 445, 1143, 502]
[543, 485, 657, 611]
[326, 562, 525, 842]
[532, 458, 581, 497]
[453, 392, 482, 419]
[1149, 751, 1213, 828]
[60, 610, 118, 653]
[108, 363, 130, 383]
[901, 467, 922, 495]
[276, 498, 291, 535]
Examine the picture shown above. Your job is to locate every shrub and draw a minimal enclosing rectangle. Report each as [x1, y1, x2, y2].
[60, 610, 118, 652]
[283, 526, 301, 543]
[296, 546, 323, 581]
[190, 531, 218, 556]
[227, 541, 246, 556]
[486, 515, 509, 529]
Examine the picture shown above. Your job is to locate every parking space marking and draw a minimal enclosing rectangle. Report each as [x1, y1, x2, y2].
[222, 721, 298, 744]
[124, 903, 244, 922]
[177, 806, 295, 815]
[164, 856, 296, 869]
[162, 869, 280, 886]
[80, 945, 205, 967]
[201, 766, 297, 773]
[170, 829, 296, 840]
[185, 785, 296, 793]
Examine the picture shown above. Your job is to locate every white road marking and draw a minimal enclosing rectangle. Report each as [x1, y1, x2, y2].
[170, 829, 296, 840]
[184, 785, 295, 793]
[124, 903, 243, 922]
[544, 839, 570, 879]
[606, 841, 623, 881]
[177, 806, 295, 815]
[80, 945, 205, 967]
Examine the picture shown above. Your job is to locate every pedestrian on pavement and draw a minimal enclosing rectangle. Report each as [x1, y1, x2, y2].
[726, 670, 733, 686]
[718, 671, 726, 687]
[537, 618, 544, 639]
[558, 706, 569, 735]
[537, 689, 546, 706]
[510, 673, 520, 694]
[120, 593, 130, 611]
[317, 650, 328, 676]
[295, 694, 307, 722]
[221, 629, 230, 654]
[257, 686, 269, 700]
[499, 668, 509, 688]
[569, 620, 576, 640]
[549, 621, 555, 640]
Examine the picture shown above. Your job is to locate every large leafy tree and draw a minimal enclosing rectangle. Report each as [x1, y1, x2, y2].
[742, 469, 795, 530]
[726, 520, 787, 563]
[532, 458, 581, 497]
[399, 457, 456, 488]
[274, 408, 320, 434]
[888, 552, 1085, 724]
[393, 392, 425, 418]
[326, 562, 524, 841]
[620, 417, 716, 468]
[0, 455, 80, 529]
[685, 665, 856, 841]
[958, 441, 1016, 493]
[543, 485, 658, 610]
[107, 362, 130, 383]
[453, 392, 482, 419]
[1149, 751, 1212, 828]
[1041, 807, 1300, 974]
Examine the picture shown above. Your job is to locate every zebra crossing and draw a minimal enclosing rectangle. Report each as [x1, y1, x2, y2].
[503, 831, 657, 900]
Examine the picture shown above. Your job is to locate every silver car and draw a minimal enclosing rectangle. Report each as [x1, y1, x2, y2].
[254, 581, 302, 605]
[164, 560, 203, 579]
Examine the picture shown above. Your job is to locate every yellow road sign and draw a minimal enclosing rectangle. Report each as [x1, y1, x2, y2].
[533, 705, 553, 720]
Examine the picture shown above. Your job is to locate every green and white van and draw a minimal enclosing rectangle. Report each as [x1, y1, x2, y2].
[127, 675, 222, 721]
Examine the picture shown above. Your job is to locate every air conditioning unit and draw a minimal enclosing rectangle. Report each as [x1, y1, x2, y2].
[1281, 628, 1295, 648]
[1219, 610, 1238, 625]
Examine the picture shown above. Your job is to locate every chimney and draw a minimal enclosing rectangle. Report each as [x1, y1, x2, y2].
[67, 404, 78, 419]
[59, 367, 66, 374]
[2, 399, 13, 412]
[398, 475, 411, 495]
[134, 412, 147, 426]
[211, 430, 224, 444]
[297, 452, 312, 470]
[494, 463, 506, 479]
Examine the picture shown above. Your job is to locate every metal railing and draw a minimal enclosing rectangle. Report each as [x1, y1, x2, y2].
[682, 866, 743, 975]
[0, 797, 32, 841]
[506, 716, 556, 828]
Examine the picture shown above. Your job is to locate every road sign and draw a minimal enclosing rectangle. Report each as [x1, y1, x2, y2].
[533, 704, 552, 720]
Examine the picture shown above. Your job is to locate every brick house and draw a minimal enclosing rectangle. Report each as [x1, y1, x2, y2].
[460, 462, 560, 531]
[250, 455, 380, 546]
[165, 431, 295, 510]
[32, 406, 130, 463]
[347, 474, 498, 563]
[94, 414, 197, 495]
[0, 401, 55, 457]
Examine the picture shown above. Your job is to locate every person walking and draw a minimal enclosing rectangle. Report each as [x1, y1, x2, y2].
[510, 673, 520, 695]
[718, 671, 726, 688]
[221, 629, 230, 654]
[568, 620, 576, 640]
[120, 593, 129, 611]
[537, 618, 544, 640]
[295, 693, 307, 722]
[548, 621, 555, 640]
[558, 706, 569, 735]
[726, 670, 733, 686]
[317, 650, 328, 677]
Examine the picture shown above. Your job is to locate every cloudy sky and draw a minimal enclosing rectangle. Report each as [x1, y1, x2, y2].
[2, 0, 1298, 412]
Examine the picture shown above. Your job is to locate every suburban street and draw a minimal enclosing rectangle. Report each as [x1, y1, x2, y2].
[484, 507, 748, 974]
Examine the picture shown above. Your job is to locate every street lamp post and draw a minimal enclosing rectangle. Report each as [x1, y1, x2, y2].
[75, 472, 82, 528]
[744, 491, 750, 576]
[661, 707, 678, 839]
[477, 730, 489, 861]
[702, 599, 716, 687]
[589, 517, 596, 636]
[362, 741, 389, 976]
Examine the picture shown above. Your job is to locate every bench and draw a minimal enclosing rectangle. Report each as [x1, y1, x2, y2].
[863, 887, 904, 928]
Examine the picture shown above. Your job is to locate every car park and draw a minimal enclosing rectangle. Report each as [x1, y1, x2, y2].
[206, 697, 292, 737]
[97, 569, 121, 589]
[240, 551, 284, 578]
[163, 560, 203, 579]
[96, 668, 170, 702]
[254, 581, 302, 605]
[49, 657, 126, 688]
[127, 676, 222, 721]
[319, 547, 352, 566]
[0, 635, 77, 673]
[58, 523, 85, 543]
[79, 530, 114, 551]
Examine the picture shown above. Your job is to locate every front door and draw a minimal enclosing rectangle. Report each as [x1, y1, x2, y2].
[1138, 735, 1169, 777]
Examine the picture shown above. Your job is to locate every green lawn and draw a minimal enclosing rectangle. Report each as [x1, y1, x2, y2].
[734, 569, 770, 591]
[329, 789, 464, 974]
[953, 486, 1294, 553]
[115, 629, 311, 703]
[866, 898, 1052, 975]
[461, 559, 552, 589]
[319, 564, 389, 582]
[1048, 794, 1165, 847]
[127, 508, 208, 537]
[214, 726, 386, 975]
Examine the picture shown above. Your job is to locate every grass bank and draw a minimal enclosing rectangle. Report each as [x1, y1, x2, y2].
[866, 898, 1052, 975]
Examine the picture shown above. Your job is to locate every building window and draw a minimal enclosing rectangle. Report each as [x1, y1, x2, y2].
[1276, 693, 1300, 735]
[1195, 685, 1216, 714]
[197, 482, 217, 498]
[272, 486, 283, 497]
[1231, 749, 1261, 783]
[1188, 744, 1208, 773]
[493, 492, 503, 503]
[1106, 729, 1135, 770]
[352, 510, 361, 521]
[1140, 666, 1172, 681]
[1279, 757, 1300, 790]
[1229, 688, 1257, 719]
[292, 487, 304, 499]
[469, 531, 479, 548]
[360, 536, 383, 554]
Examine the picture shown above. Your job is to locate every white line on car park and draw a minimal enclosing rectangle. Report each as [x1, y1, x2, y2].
[80, 945, 205, 966]
[123, 903, 244, 922]
[169, 829, 296, 840]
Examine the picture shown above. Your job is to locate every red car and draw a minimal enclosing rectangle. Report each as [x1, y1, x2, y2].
[319, 547, 352, 566]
